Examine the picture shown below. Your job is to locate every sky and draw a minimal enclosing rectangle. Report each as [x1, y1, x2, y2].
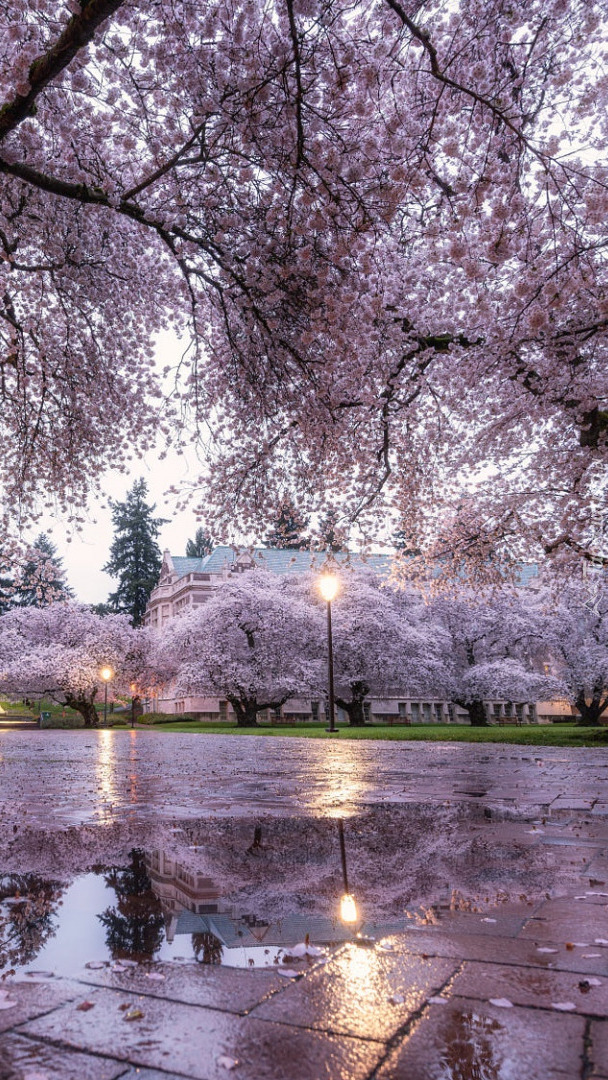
[44, 447, 201, 605]
[37, 332, 212, 605]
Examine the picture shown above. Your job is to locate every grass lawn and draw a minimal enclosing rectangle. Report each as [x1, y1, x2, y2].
[144, 720, 608, 747]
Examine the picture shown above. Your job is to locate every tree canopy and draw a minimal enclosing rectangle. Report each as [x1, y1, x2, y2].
[1, 1, 607, 567]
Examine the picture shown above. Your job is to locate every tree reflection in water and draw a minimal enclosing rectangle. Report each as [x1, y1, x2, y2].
[0, 873, 63, 971]
[192, 931, 223, 966]
[97, 849, 165, 961]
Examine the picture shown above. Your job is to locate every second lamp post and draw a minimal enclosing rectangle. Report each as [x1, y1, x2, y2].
[100, 666, 113, 727]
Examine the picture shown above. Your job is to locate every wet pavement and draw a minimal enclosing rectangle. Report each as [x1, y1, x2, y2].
[1, 731, 608, 1077]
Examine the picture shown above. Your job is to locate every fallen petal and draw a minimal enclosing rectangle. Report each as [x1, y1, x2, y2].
[536, 948, 558, 954]
[217, 1056, 239, 1070]
[0, 1000, 17, 1010]
[428, 996, 449, 1005]
[489, 998, 513, 1008]
[552, 1002, 576, 1011]
[389, 994, 405, 1005]
[277, 969, 301, 979]
[145, 972, 166, 981]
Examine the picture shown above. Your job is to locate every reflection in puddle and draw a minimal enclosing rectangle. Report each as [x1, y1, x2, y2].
[0, 873, 64, 972]
[1, 847, 397, 979]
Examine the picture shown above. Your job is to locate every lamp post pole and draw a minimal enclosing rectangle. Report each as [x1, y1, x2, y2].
[326, 595, 337, 733]
[318, 572, 339, 734]
[100, 667, 113, 728]
[338, 818, 349, 895]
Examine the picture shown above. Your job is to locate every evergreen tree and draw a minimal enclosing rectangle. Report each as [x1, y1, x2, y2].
[14, 534, 73, 607]
[0, 560, 13, 614]
[186, 527, 214, 558]
[318, 510, 344, 552]
[103, 479, 165, 627]
[266, 500, 309, 549]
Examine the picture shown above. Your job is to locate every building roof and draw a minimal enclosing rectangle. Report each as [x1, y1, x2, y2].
[170, 546, 393, 579]
[167, 546, 538, 586]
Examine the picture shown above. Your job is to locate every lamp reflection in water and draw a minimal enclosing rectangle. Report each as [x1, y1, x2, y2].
[100, 666, 113, 728]
[318, 571, 340, 733]
[338, 818, 358, 925]
[96, 728, 118, 821]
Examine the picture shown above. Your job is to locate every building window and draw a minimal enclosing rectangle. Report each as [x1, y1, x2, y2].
[311, 701, 319, 722]
[219, 700, 228, 722]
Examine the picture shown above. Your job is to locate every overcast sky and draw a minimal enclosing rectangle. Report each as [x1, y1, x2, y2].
[37, 332, 215, 604]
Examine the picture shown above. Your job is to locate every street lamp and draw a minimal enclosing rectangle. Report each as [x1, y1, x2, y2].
[130, 682, 138, 729]
[338, 819, 358, 924]
[318, 572, 340, 733]
[100, 666, 113, 728]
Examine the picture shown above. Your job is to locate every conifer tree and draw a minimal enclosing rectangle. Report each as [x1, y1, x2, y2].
[266, 500, 309, 549]
[14, 534, 73, 608]
[103, 479, 165, 627]
[186, 527, 214, 558]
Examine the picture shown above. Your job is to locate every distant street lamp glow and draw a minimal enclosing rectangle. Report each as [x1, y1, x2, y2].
[101, 666, 113, 682]
[340, 893, 358, 924]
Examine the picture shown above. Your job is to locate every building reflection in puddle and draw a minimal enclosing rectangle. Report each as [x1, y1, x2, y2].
[143, 847, 358, 968]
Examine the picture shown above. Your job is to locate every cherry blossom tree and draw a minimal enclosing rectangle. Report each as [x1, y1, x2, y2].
[0, 603, 149, 725]
[429, 588, 556, 725]
[544, 577, 608, 725]
[159, 570, 321, 726]
[1, 1, 607, 566]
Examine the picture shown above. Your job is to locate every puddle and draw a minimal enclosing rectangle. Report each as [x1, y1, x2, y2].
[0, 848, 387, 979]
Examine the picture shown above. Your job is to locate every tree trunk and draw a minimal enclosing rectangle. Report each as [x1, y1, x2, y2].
[65, 693, 99, 727]
[460, 699, 488, 727]
[131, 695, 142, 726]
[575, 690, 608, 726]
[336, 682, 369, 726]
[229, 697, 259, 727]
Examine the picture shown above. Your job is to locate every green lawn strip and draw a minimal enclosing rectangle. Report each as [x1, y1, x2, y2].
[141, 721, 608, 747]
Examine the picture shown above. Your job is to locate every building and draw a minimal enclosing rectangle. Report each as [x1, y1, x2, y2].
[143, 546, 568, 725]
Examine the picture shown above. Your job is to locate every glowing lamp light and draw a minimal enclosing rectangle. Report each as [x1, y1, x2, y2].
[319, 573, 339, 603]
[100, 666, 113, 682]
[340, 893, 358, 924]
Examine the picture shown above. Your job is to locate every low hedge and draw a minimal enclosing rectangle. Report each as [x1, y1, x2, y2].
[135, 712, 197, 725]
